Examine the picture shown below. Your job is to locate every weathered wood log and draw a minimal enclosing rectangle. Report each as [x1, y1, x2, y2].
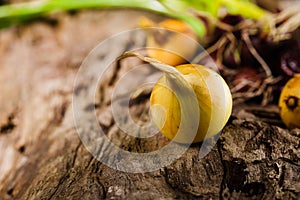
[0, 9, 299, 200]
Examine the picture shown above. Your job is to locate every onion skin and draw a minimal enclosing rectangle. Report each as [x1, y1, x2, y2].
[150, 64, 232, 143]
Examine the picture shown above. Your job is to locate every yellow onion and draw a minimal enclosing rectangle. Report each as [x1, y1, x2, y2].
[150, 64, 232, 143]
[138, 17, 198, 66]
[278, 74, 300, 129]
[117, 52, 232, 144]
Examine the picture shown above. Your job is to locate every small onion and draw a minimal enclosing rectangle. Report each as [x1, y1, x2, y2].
[278, 74, 300, 129]
[117, 52, 232, 144]
[150, 64, 232, 143]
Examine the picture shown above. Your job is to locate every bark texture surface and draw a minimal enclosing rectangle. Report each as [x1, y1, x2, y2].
[0, 9, 299, 200]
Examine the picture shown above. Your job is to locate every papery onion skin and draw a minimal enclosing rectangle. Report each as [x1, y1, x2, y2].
[150, 64, 232, 143]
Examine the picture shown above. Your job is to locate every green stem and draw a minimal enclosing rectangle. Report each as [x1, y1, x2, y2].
[220, 0, 267, 20]
[0, 0, 268, 37]
[0, 0, 206, 37]
[0, 0, 166, 18]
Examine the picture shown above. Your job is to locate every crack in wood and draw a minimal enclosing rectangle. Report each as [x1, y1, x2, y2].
[218, 139, 227, 200]
[0, 113, 16, 134]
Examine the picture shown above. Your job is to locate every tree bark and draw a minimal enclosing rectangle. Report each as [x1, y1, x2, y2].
[0, 9, 299, 200]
